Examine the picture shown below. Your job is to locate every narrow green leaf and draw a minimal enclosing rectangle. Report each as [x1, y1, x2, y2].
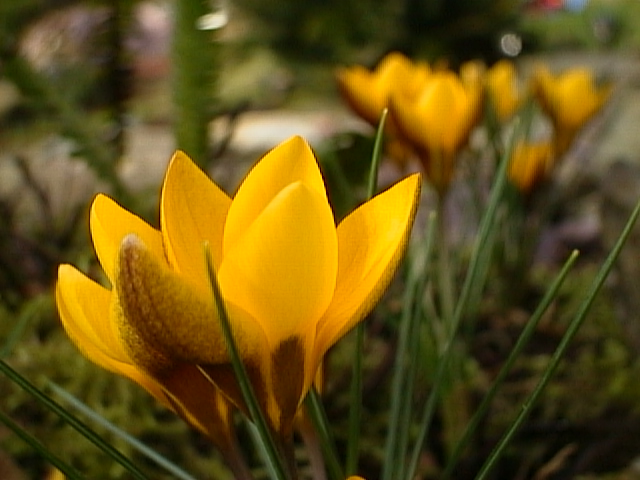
[366, 108, 388, 199]
[346, 108, 389, 475]
[304, 388, 345, 480]
[48, 382, 198, 480]
[0, 359, 148, 479]
[0, 408, 86, 480]
[203, 243, 290, 480]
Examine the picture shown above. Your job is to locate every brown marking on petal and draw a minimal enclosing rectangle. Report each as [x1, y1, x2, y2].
[200, 361, 269, 422]
[160, 364, 234, 442]
[112, 283, 175, 376]
[271, 336, 305, 435]
[115, 234, 231, 369]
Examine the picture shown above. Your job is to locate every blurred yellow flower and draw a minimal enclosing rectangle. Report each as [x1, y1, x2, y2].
[391, 70, 482, 193]
[508, 141, 553, 194]
[487, 59, 523, 121]
[532, 65, 611, 155]
[57, 136, 420, 439]
[337, 51, 429, 127]
[336, 51, 429, 165]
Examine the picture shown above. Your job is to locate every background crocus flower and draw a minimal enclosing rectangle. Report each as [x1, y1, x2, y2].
[391, 71, 482, 193]
[486, 59, 523, 122]
[508, 140, 554, 194]
[337, 51, 429, 165]
[532, 65, 611, 155]
[336, 51, 430, 127]
[57, 136, 421, 442]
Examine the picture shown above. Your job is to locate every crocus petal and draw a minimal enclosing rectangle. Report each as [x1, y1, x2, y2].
[55, 265, 167, 402]
[161, 151, 232, 293]
[114, 234, 266, 369]
[56, 265, 127, 362]
[314, 173, 421, 366]
[223, 136, 328, 253]
[90, 194, 164, 283]
[336, 65, 384, 125]
[391, 93, 428, 153]
[421, 74, 469, 155]
[219, 182, 338, 346]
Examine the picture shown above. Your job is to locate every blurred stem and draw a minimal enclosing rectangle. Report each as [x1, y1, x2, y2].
[297, 412, 327, 480]
[436, 193, 455, 327]
[173, 0, 217, 167]
[346, 109, 388, 475]
[105, 0, 133, 159]
[304, 389, 344, 480]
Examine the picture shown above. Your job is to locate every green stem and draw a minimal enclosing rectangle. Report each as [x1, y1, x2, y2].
[304, 389, 345, 480]
[346, 108, 388, 475]
[436, 194, 455, 327]
[173, 0, 217, 167]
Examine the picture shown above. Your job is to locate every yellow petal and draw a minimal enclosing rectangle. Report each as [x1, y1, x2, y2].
[56, 265, 126, 362]
[161, 151, 232, 293]
[219, 182, 338, 346]
[114, 234, 265, 368]
[391, 92, 428, 153]
[223, 136, 328, 253]
[314, 174, 421, 366]
[90, 194, 164, 283]
[336, 65, 384, 125]
[420, 73, 469, 155]
[336, 52, 418, 127]
[55, 265, 167, 403]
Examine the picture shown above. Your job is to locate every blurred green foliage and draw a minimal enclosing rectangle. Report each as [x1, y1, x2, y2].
[235, 0, 520, 62]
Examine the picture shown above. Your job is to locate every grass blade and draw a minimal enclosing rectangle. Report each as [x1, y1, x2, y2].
[48, 382, 198, 480]
[346, 108, 389, 475]
[0, 359, 148, 479]
[0, 408, 86, 480]
[203, 243, 290, 480]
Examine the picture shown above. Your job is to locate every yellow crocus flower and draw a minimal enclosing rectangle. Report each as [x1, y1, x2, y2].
[337, 51, 430, 165]
[508, 140, 554, 194]
[56, 136, 421, 440]
[532, 65, 611, 155]
[391, 71, 482, 193]
[486, 59, 523, 121]
[336, 51, 430, 127]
